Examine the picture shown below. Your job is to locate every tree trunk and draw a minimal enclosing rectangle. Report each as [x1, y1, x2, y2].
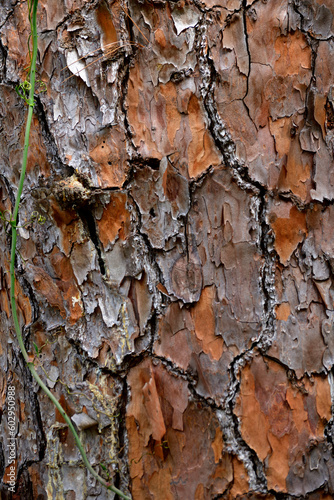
[1, 0, 334, 498]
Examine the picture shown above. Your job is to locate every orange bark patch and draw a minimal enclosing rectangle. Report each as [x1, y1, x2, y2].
[269, 117, 293, 157]
[88, 130, 129, 188]
[154, 302, 193, 370]
[96, 1, 117, 49]
[28, 464, 47, 500]
[15, 278, 33, 326]
[235, 363, 271, 462]
[195, 483, 205, 500]
[275, 302, 290, 321]
[127, 61, 221, 175]
[286, 387, 309, 433]
[96, 192, 130, 249]
[314, 93, 327, 139]
[30, 265, 66, 318]
[267, 433, 290, 491]
[155, 28, 167, 48]
[142, 374, 167, 442]
[187, 94, 221, 177]
[229, 458, 249, 498]
[3, 2, 30, 75]
[55, 393, 74, 425]
[0, 289, 10, 319]
[278, 138, 312, 201]
[19, 401, 26, 423]
[270, 117, 312, 201]
[148, 469, 174, 500]
[159, 82, 182, 152]
[127, 359, 167, 447]
[274, 32, 312, 77]
[127, 62, 162, 160]
[315, 376, 332, 423]
[192, 285, 224, 361]
[212, 426, 224, 463]
[236, 354, 332, 493]
[26, 116, 50, 176]
[51, 200, 81, 257]
[271, 206, 307, 265]
[20, 236, 37, 262]
[1, 261, 34, 326]
[50, 248, 83, 324]
[126, 359, 231, 497]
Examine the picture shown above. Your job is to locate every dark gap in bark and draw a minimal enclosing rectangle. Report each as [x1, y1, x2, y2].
[77, 207, 106, 276]
[147, 308, 158, 354]
[0, 36, 7, 82]
[129, 157, 161, 171]
[324, 366, 334, 449]
[324, 418, 334, 448]
[143, 158, 160, 171]
[113, 452, 121, 498]
[267, 490, 309, 499]
[242, 0, 257, 132]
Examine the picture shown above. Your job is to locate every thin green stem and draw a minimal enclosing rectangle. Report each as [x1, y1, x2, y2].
[10, 0, 38, 366]
[9, 1, 131, 498]
[27, 365, 130, 499]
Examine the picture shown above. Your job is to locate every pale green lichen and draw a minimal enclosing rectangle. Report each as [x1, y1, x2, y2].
[119, 302, 132, 354]
[88, 377, 120, 463]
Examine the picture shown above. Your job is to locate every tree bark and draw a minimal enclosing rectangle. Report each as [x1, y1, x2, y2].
[1, 0, 334, 498]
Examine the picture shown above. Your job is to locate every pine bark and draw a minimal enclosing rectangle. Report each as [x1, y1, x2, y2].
[1, 0, 334, 498]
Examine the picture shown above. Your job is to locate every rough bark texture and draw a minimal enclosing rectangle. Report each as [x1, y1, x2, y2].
[1, 0, 334, 498]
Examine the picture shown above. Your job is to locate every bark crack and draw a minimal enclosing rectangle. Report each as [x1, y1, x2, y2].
[193, 11, 280, 494]
[77, 206, 106, 276]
